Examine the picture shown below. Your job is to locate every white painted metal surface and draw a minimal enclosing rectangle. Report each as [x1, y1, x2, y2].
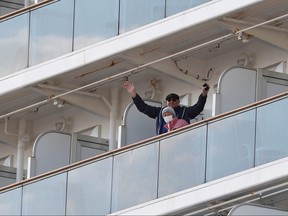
[228, 203, 288, 215]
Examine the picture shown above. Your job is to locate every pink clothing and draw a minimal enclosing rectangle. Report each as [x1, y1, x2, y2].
[164, 117, 189, 131]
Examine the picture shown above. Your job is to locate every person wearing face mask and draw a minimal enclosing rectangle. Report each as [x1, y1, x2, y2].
[123, 81, 209, 135]
[162, 107, 188, 132]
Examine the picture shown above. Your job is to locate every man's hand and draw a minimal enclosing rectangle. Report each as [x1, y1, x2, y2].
[201, 83, 210, 97]
[124, 81, 137, 98]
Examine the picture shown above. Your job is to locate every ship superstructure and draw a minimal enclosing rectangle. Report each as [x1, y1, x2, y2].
[0, 0, 288, 215]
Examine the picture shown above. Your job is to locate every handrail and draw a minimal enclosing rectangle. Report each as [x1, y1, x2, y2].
[0, 0, 58, 21]
[0, 10, 286, 120]
[1, 89, 288, 193]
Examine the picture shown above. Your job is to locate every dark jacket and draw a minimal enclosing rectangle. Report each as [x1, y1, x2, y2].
[132, 93, 207, 135]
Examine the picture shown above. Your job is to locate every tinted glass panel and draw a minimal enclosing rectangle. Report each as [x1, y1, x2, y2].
[22, 173, 67, 215]
[66, 158, 113, 215]
[256, 98, 288, 165]
[112, 143, 159, 212]
[0, 14, 29, 77]
[166, 0, 211, 16]
[206, 110, 255, 181]
[74, 0, 119, 50]
[158, 126, 206, 197]
[29, 0, 74, 65]
[0, 187, 22, 216]
[119, 0, 165, 33]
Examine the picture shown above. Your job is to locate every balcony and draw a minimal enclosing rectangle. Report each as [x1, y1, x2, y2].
[1, 91, 288, 215]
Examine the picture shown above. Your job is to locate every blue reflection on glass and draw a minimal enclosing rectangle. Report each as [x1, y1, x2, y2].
[119, 0, 165, 33]
[0, 14, 29, 77]
[0, 187, 22, 216]
[112, 143, 159, 212]
[74, 0, 119, 50]
[256, 98, 288, 165]
[67, 158, 113, 215]
[29, 0, 74, 66]
[206, 110, 255, 181]
[166, 0, 211, 16]
[22, 173, 67, 215]
[158, 126, 206, 197]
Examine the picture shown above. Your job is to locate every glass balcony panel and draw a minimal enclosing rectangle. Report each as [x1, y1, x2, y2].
[0, 13, 29, 77]
[29, 0, 74, 66]
[206, 110, 255, 181]
[111, 142, 159, 212]
[158, 126, 207, 197]
[74, 0, 119, 50]
[0, 187, 21, 216]
[66, 157, 113, 215]
[166, 0, 211, 16]
[119, 0, 165, 34]
[256, 98, 288, 165]
[22, 173, 67, 215]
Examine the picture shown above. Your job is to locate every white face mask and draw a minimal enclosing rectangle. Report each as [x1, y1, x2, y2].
[163, 115, 173, 123]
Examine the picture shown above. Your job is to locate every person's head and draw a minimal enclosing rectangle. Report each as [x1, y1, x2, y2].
[165, 93, 180, 108]
[162, 107, 176, 123]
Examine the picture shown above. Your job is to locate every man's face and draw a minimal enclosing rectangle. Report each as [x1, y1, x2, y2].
[166, 98, 180, 108]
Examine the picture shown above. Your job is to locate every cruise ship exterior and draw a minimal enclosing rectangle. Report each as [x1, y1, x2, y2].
[0, 0, 288, 215]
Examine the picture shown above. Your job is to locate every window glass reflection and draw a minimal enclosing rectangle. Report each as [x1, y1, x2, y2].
[256, 98, 288, 165]
[206, 110, 255, 181]
[0, 187, 22, 216]
[22, 173, 67, 215]
[74, 0, 119, 50]
[67, 158, 113, 215]
[119, 0, 165, 34]
[112, 143, 159, 212]
[158, 127, 206, 197]
[0, 14, 29, 77]
[29, 0, 74, 66]
[166, 0, 211, 16]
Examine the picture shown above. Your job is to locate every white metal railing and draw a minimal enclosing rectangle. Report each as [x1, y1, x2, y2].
[1, 91, 288, 215]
